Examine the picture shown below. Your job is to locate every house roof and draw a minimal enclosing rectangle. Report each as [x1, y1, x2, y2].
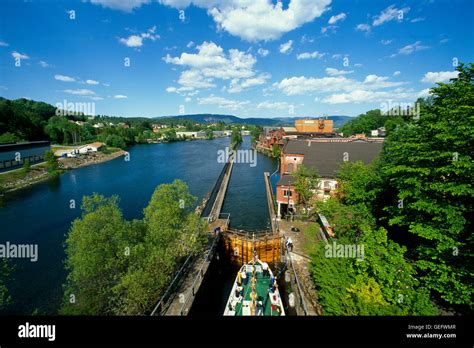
[276, 174, 295, 186]
[282, 127, 297, 132]
[282, 139, 383, 178]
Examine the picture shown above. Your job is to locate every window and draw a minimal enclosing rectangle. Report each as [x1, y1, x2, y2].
[287, 163, 294, 173]
[283, 189, 292, 198]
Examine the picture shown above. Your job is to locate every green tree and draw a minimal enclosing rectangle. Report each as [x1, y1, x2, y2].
[61, 194, 135, 315]
[113, 180, 206, 315]
[22, 159, 31, 174]
[230, 128, 242, 149]
[271, 144, 281, 158]
[44, 150, 58, 173]
[293, 164, 318, 212]
[380, 63, 474, 307]
[0, 259, 13, 311]
[0, 132, 21, 144]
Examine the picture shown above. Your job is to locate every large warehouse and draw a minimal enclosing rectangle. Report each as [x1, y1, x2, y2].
[0, 141, 51, 172]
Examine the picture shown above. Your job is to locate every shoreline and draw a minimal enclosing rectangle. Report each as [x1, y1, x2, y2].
[1, 149, 126, 195]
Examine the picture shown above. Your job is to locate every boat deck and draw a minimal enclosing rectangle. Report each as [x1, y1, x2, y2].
[226, 264, 284, 316]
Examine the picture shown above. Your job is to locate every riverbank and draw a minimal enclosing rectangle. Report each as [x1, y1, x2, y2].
[0, 148, 125, 194]
[0, 163, 57, 193]
[58, 148, 126, 170]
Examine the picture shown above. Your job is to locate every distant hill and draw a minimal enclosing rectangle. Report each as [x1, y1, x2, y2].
[155, 114, 353, 128]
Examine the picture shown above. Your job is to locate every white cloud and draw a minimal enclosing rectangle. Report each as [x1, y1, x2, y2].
[187, 41, 195, 48]
[328, 12, 346, 25]
[421, 71, 459, 84]
[321, 25, 338, 34]
[257, 101, 292, 110]
[257, 48, 269, 57]
[114, 95, 128, 99]
[355, 23, 370, 32]
[198, 95, 250, 110]
[39, 61, 50, 68]
[391, 41, 428, 57]
[279, 40, 293, 54]
[62, 89, 95, 95]
[410, 17, 425, 23]
[88, 0, 150, 12]
[227, 73, 271, 93]
[297, 51, 325, 60]
[325, 67, 353, 76]
[11, 51, 29, 59]
[393, 71, 401, 76]
[86, 79, 100, 85]
[55, 74, 76, 82]
[380, 39, 392, 45]
[323, 89, 416, 104]
[274, 74, 405, 96]
[0, 40, 9, 47]
[185, 97, 192, 102]
[196, 0, 332, 42]
[119, 26, 159, 48]
[373, 5, 410, 26]
[164, 41, 264, 94]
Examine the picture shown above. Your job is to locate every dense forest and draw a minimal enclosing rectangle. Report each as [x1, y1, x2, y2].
[310, 63, 473, 315]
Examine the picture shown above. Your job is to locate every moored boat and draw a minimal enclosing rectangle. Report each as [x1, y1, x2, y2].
[224, 257, 285, 316]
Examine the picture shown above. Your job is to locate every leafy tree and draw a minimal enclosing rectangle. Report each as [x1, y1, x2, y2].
[230, 128, 242, 149]
[340, 109, 385, 136]
[271, 143, 281, 158]
[0, 259, 13, 311]
[104, 134, 126, 149]
[113, 180, 207, 315]
[0, 132, 21, 144]
[44, 150, 58, 173]
[22, 159, 31, 173]
[61, 194, 134, 315]
[312, 198, 437, 315]
[293, 164, 318, 212]
[380, 63, 474, 307]
[61, 180, 207, 315]
[205, 128, 214, 140]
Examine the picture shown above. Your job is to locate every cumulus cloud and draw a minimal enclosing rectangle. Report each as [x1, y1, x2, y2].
[274, 73, 405, 96]
[380, 39, 392, 45]
[160, 0, 332, 41]
[55, 74, 76, 82]
[257, 48, 269, 57]
[198, 95, 250, 110]
[325, 67, 353, 76]
[297, 51, 325, 60]
[421, 71, 459, 83]
[86, 79, 100, 85]
[114, 95, 128, 99]
[39, 61, 50, 68]
[227, 73, 271, 93]
[0, 40, 9, 47]
[119, 26, 159, 48]
[328, 12, 346, 25]
[257, 101, 293, 110]
[393, 71, 401, 76]
[164, 41, 266, 94]
[88, 0, 150, 12]
[279, 40, 293, 54]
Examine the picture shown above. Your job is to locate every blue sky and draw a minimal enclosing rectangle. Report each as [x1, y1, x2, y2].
[0, 0, 473, 118]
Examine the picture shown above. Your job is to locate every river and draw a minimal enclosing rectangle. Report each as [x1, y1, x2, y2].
[0, 136, 278, 314]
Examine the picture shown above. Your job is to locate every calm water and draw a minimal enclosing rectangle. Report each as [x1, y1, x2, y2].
[0, 136, 277, 314]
